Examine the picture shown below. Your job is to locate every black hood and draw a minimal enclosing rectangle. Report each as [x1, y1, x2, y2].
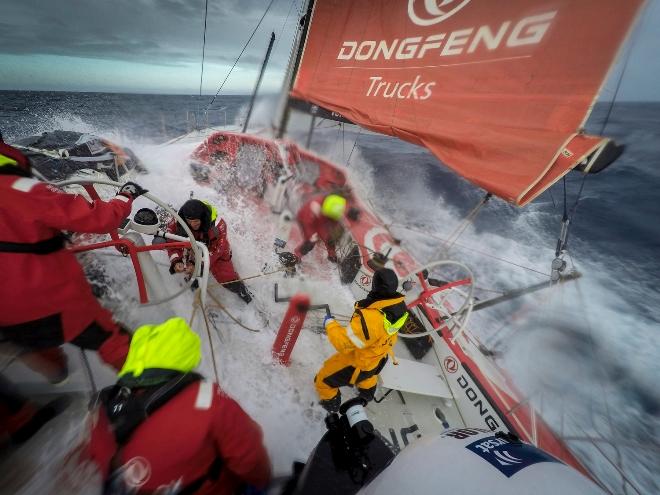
[178, 199, 211, 233]
[358, 268, 403, 307]
[370, 268, 399, 298]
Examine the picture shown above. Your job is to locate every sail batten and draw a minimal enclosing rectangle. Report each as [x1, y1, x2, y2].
[291, 0, 642, 205]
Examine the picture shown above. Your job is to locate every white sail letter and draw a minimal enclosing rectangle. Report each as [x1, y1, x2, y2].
[374, 39, 399, 60]
[441, 28, 474, 56]
[468, 22, 511, 53]
[355, 41, 377, 60]
[507, 12, 557, 47]
[396, 37, 423, 60]
[337, 41, 358, 60]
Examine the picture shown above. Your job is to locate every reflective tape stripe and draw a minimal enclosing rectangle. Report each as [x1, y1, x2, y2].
[194, 381, 213, 410]
[114, 195, 130, 203]
[346, 323, 365, 349]
[0, 155, 18, 167]
[201, 200, 217, 222]
[169, 253, 180, 261]
[383, 312, 409, 336]
[11, 177, 39, 192]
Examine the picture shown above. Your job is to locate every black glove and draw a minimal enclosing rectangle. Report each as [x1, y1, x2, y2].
[347, 207, 361, 222]
[118, 181, 148, 200]
[278, 252, 300, 268]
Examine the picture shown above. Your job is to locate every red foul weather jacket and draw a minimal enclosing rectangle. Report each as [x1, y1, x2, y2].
[166, 218, 239, 283]
[0, 174, 133, 331]
[294, 194, 341, 258]
[88, 380, 271, 495]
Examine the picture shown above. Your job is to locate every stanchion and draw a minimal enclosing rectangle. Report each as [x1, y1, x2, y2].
[272, 293, 310, 366]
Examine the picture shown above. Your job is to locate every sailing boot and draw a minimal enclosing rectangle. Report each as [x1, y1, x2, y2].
[319, 393, 341, 414]
[225, 281, 253, 304]
[357, 386, 376, 403]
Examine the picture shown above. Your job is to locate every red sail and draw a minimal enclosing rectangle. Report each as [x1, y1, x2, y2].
[291, 0, 642, 205]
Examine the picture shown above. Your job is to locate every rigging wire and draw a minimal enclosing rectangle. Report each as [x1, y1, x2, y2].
[205, 0, 277, 112]
[272, 0, 299, 60]
[390, 222, 550, 277]
[443, 192, 492, 251]
[80, 350, 98, 396]
[198, 0, 210, 98]
[549, 187, 557, 209]
[345, 128, 362, 167]
[598, 8, 644, 135]
[341, 123, 345, 160]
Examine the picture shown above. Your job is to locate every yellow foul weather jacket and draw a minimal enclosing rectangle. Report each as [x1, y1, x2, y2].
[325, 295, 409, 371]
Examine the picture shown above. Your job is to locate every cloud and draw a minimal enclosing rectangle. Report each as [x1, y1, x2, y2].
[0, 0, 299, 68]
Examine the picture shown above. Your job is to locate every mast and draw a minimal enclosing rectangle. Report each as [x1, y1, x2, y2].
[243, 32, 276, 133]
[276, 0, 315, 139]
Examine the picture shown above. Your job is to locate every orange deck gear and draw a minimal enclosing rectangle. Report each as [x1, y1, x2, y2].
[315, 295, 407, 402]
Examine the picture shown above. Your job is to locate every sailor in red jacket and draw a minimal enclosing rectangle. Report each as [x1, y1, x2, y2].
[166, 199, 252, 304]
[294, 193, 348, 263]
[87, 317, 271, 495]
[0, 137, 144, 377]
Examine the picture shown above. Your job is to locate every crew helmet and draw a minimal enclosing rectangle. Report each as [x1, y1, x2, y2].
[321, 194, 347, 221]
[118, 317, 201, 378]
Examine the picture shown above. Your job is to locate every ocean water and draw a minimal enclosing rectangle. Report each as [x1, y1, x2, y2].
[1, 90, 658, 493]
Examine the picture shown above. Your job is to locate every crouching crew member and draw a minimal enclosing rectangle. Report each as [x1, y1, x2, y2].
[167, 199, 252, 304]
[294, 193, 348, 263]
[314, 268, 409, 413]
[0, 137, 144, 378]
[87, 317, 272, 494]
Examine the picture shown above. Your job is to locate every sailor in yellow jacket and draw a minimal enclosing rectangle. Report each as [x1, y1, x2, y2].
[315, 268, 409, 413]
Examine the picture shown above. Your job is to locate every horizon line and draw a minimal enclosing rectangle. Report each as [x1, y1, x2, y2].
[0, 88, 657, 103]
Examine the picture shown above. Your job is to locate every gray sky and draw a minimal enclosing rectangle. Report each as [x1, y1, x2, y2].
[0, 0, 658, 99]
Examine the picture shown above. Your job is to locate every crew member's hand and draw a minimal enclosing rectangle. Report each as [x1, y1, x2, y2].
[117, 181, 148, 200]
[170, 259, 184, 274]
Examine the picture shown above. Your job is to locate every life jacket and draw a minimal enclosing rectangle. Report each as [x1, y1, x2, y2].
[98, 372, 223, 495]
[98, 372, 202, 445]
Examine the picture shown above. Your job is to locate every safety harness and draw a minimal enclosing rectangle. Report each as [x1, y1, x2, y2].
[99, 372, 223, 495]
[0, 233, 66, 255]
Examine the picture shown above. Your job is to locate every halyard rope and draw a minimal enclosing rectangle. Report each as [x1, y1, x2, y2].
[205, 290, 261, 333]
